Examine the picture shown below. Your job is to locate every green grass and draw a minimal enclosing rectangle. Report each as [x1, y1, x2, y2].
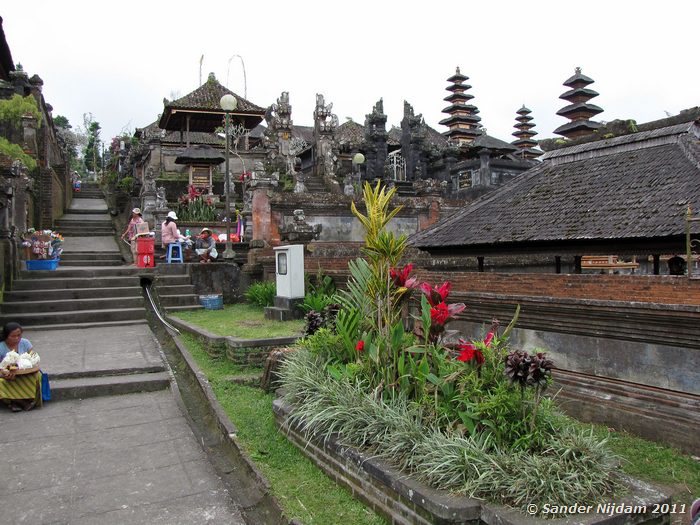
[592, 425, 700, 512]
[172, 303, 304, 339]
[180, 333, 386, 525]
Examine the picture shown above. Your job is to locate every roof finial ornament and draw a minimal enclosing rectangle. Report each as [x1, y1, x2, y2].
[575, 66, 581, 74]
[456, 66, 460, 74]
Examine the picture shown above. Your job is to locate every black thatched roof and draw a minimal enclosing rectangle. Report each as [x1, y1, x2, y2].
[136, 121, 224, 146]
[0, 17, 13, 81]
[158, 73, 265, 132]
[411, 120, 700, 255]
[469, 134, 518, 153]
[175, 145, 225, 165]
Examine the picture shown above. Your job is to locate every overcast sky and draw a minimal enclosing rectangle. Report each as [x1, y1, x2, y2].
[3, 1, 698, 145]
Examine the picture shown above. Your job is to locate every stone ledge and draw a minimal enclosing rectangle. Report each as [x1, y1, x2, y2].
[274, 399, 671, 525]
[165, 314, 298, 365]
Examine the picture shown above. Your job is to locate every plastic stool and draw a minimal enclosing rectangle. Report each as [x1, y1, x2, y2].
[166, 243, 184, 263]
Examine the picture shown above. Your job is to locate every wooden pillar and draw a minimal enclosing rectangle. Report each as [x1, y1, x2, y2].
[653, 254, 660, 275]
[186, 114, 191, 147]
[477, 256, 484, 272]
[574, 255, 582, 274]
[555, 256, 562, 274]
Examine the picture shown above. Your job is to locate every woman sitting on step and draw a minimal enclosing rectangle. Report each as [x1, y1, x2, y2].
[195, 228, 218, 263]
[0, 323, 43, 412]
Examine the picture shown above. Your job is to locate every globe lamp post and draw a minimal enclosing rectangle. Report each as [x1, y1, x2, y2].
[352, 152, 365, 185]
[220, 94, 237, 260]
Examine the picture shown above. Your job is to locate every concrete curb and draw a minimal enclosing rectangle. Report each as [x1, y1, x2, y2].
[158, 324, 288, 525]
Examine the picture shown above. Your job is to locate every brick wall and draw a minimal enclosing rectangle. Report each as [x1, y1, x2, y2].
[39, 167, 66, 229]
[416, 270, 700, 306]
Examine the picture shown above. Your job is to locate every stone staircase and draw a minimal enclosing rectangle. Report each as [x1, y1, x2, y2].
[1, 267, 150, 329]
[303, 172, 327, 193]
[73, 182, 104, 199]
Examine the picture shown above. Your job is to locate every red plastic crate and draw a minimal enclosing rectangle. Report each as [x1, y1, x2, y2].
[136, 237, 154, 254]
[137, 253, 155, 268]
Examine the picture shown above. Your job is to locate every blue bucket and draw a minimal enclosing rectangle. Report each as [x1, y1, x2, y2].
[199, 294, 223, 310]
[26, 259, 59, 271]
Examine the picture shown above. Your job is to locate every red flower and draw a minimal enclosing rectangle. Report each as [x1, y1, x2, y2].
[456, 340, 484, 365]
[420, 281, 452, 306]
[355, 340, 365, 352]
[483, 331, 495, 348]
[390, 263, 418, 289]
[457, 344, 476, 362]
[430, 302, 450, 325]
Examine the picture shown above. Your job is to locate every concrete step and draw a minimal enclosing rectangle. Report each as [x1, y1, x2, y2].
[156, 284, 196, 295]
[59, 230, 115, 236]
[12, 275, 141, 290]
[1, 296, 145, 314]
[62, 208, 109, 215]
[0, 307, 147, 327]
[20, 266, 151, 279]
[25, 319, 148, 331]
[72, 191, 104, 197]
[50, 365, 167, 381]
[51, 372, 170, 400]
[165, 305, 205, 313]
[159, 294, 201, 307]
[60, 252, 122, 261]
[60, 259, 124, 267]
[5, 286, 141, 302]
[154, 274, 193, 285]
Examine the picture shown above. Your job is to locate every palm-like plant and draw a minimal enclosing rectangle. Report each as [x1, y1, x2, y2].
[351, 182, 407, 337]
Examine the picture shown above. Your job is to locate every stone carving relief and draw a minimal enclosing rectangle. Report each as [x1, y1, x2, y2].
[279, 208, 322, 243]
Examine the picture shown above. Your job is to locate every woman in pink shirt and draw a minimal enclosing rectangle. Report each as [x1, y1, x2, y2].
[120, 208, 144, 265]
[160, 211, 180, 259]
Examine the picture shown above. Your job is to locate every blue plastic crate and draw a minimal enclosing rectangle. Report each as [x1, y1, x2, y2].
[26, 259, 59, 271]
[199, 294, 223, 310]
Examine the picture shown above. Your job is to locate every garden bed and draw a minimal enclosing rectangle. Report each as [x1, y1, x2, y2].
[274, 398, 670, 525]
[166, 308, 300, 366]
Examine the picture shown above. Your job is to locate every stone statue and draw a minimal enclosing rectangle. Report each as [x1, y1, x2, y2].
[155, 186, 167, 209]
[279, 208, 322, 242]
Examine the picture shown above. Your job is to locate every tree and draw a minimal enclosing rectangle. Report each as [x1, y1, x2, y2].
[82, 113, 101, 175]
[54, 114, 85, 172]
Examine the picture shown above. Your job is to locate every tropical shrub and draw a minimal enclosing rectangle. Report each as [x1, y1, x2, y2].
[278, 181, 618, 517]
[244, 281, 276, 308]
[176, 185, 217, 222]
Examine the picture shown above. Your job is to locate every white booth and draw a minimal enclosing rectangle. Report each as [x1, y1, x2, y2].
[265, 244, 305, 321]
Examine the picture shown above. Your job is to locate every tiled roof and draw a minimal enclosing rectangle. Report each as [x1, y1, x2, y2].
[166, 74, 264, 113]
[292, 125, 314, 143]
[336, 120, 365, 146]
[411, 121, 700, 250]
[387, 126, 401, 146]
[158, 74, 265, 132]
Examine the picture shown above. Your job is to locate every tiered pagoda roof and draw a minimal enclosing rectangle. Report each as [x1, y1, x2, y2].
[439, 67, 482, 143]
[553, 67, 603, 139]
[512, 105, 542, 159]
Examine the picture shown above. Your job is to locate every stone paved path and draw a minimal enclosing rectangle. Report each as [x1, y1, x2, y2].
[0, 391, 244, 524]
[0, 188, 246, 524]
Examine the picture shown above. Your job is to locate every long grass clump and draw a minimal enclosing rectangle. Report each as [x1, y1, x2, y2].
[279, 347, 620, 517]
